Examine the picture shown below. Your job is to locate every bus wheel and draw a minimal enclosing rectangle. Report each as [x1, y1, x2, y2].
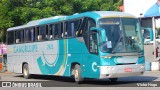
[74, 64, 83, 84]
[23, 64, 31, 79]
[109, 78, 118, 82]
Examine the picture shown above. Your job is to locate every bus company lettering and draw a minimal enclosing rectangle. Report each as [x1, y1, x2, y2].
[14, 44, 38, 53]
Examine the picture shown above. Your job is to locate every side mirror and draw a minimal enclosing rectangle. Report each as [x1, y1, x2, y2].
[90, 27, 106, 43]
[141, 27, 153, 41]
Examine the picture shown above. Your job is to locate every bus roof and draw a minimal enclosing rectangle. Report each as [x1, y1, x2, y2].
[7, 11, 136, 31]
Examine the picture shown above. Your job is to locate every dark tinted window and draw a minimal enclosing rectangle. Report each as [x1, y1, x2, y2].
[65, 19, 81, 37]
[25, 28, 35, 42]
[84, 18, 96, 34]
[38, 26, 46, 41]
[25, 29, 30, 42]
[15, 30, 24, 43]
[89, 33, 98, 54]
[55, 23, 63, 39]
[78, 18, 96, 37]
[49, 24, 54, 39]
[7, 31, 14, 45]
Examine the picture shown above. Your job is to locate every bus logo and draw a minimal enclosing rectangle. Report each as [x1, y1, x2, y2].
[92, 62, 98, 72]
[2, 82, 11, 87]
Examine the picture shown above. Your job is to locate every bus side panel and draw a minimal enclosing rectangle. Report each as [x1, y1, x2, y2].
[7, 38, 100, 78]
[63, 38, 100, 78]
[35, 40, 70, 76]
[7, 45, 36, 74]
[7, 45, 16, 73]
[82, 54, 100, 78]
[63, 38, 84, 76]
[7, 56, 14, 72]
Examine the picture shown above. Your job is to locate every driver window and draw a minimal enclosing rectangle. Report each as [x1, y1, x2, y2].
[89, 33, 98, 54]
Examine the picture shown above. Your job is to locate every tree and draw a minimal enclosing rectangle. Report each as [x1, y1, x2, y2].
[0, 0, 122, 42]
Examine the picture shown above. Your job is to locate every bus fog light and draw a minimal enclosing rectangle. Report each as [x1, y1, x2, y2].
[106, 67, 110, 70]
[140, 65, 144, 69]
[106, 67, 114, 70]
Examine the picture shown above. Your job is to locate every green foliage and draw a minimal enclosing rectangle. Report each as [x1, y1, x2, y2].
[0, 0, 122, 42]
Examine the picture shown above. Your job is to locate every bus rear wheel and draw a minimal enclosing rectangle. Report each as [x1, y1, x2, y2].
[74, 64, 84, 84]
[23, 64, 31, 79]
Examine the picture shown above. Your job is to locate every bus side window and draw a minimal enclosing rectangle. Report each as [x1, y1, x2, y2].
[7, 31, 14, 45]
[89, 32, 98, 54]
[30, 28, 35, 42]
[15, 31, 19, 43]
[85, 18, 96, 34]
[20, 30, 24, 43]
[38, 26, 46, 41]
[46, 25, 49, 40]
[78, 18, 88, 37]
[81, 18, 96, 52]
[74, 19, 82, 37]
[65, 22, 69, 37]
[65, 19, 81, 38]
[15, 30, 24, 43]
[49, 24, 54, 40]
[54, 24, 59, 39]
[25, 28, 35, 42]
[60, 23, 63, 38]
[55, 23, 62, 39]
[25, 29, 30, 42]
[36, 27, 40, 41]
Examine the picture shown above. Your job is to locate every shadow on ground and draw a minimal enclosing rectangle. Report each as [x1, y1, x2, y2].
[14, 74, 159, 87]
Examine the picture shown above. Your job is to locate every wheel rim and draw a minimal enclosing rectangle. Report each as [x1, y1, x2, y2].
[74, 69, 79, 80]
[23, 67, 28, 76]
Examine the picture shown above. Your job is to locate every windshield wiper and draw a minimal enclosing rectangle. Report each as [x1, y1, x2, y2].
[112, 31, 123, 53]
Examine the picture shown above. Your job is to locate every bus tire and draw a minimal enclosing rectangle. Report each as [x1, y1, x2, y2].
[23, 64, 31, 79]
[74, 64, 84, 84]
[109, 78, 118, 82]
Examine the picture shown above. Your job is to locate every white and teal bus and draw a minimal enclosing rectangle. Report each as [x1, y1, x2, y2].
[7, 11, 152, 83]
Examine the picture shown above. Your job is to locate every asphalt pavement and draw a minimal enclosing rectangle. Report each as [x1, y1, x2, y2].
[0, 71, 160, 87]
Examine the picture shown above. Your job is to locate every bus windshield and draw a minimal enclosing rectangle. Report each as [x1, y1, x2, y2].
[99, 18, 142, 53]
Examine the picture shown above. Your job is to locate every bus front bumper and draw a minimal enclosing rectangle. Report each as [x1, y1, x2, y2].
[99, 64, 145, 78]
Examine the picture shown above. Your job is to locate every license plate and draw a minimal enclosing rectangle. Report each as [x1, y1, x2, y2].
[124, 68, 132, 72]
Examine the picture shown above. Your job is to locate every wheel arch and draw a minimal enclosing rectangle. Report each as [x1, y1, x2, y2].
[70, 62, 81, 75]
[22, 62, 28, 74]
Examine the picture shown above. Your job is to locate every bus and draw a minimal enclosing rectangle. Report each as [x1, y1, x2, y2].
[7, 11, 152, 83]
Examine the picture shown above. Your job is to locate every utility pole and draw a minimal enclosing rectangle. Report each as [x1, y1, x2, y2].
[152, 17, 156, 61]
